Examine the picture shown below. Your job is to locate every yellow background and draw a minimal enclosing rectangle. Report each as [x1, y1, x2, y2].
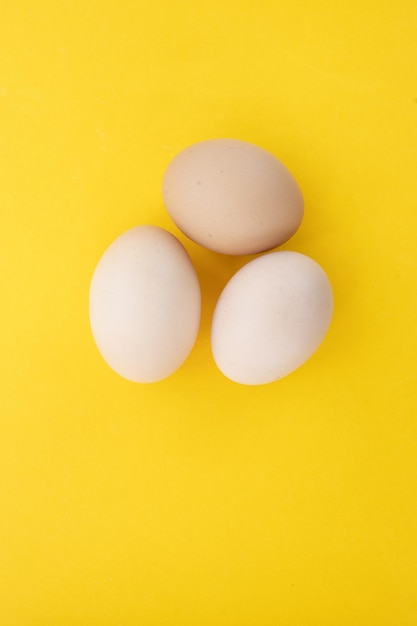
[1, 0, 416, 624]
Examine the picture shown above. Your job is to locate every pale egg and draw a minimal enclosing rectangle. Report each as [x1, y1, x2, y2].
[162, 138, 304, 255]
[89, 225, 201, 382]
[211, 251, 333, 385]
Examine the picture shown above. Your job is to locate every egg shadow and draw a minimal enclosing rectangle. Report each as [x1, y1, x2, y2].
[184, 242, 253, 341]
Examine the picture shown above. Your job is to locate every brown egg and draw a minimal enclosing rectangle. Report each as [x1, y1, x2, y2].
[162, 139, 304, 255]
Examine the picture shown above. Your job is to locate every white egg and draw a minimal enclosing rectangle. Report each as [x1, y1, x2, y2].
[89, 225, 201, 382]
[211, 251, 333, 385]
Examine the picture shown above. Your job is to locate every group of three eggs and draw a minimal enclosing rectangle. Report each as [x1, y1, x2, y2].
[89, 139, 333, 385]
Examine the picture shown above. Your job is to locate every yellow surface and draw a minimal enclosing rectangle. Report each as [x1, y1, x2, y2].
[1, 1, 416, 624]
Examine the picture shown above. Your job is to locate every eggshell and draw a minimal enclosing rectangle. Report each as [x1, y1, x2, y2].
[89, 225, 201, 383]
[162, 139, 304, 255]
[211, 252, 333, 385]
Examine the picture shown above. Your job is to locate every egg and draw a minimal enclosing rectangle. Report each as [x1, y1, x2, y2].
[211, 251, 333, 385]
[89, 225, 201, 382]
[162, 138, 304, 255]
